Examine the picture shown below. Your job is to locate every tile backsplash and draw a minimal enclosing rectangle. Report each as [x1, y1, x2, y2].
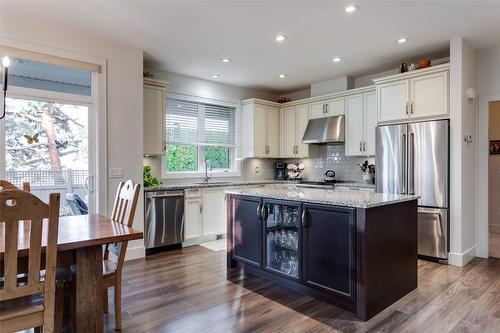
[143, 144, 374, 185]
[285, 144, 375, 182]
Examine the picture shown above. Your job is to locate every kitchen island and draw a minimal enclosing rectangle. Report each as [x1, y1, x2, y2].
[225, 184, 419, 320]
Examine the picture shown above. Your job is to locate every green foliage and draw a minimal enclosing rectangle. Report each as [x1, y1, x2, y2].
[143, 166, 162, 187]
[204, 146, 229, 169]
[166, 145, 198, 171]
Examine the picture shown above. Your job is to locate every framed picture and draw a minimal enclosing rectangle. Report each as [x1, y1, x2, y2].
[490, 140, 500, 154]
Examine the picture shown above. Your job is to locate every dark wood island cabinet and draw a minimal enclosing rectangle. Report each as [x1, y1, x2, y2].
[226, 186, 419, 320]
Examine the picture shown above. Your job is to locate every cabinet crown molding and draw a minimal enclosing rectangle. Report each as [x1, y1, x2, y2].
[372, 63, 450, 85]
[143, 77, 169, 87]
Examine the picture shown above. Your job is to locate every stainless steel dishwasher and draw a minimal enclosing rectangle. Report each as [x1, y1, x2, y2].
[145, 190, 184, 253]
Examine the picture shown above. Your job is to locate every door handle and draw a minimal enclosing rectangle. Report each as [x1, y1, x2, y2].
[301, 210, 308, 228]
[325, 103, 328, 114]
[409, 133, 415, 195]
[84, 175, 94, 193]
[261, 204, 268, 220]
[401, 133, 407, 194]
[405, 102, 409, 115]
[200, 205, 203, 214]
[256, 204, 262, 219]
[410, 101, 414, 114]
[322, 104, 326, 114]
[363, 141, 366, 151]
[359, 141, 362, 152]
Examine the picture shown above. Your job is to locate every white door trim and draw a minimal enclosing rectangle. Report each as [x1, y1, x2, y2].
[0, 37, 108, 215]
[476, 93, 500, 258]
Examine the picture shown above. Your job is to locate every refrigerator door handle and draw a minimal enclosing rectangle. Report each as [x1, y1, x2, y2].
[409, 132, 415, 195]
[401, 133, 407, 194]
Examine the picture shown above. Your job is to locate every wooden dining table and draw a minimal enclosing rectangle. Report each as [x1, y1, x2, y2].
[0, 213, 143, 333]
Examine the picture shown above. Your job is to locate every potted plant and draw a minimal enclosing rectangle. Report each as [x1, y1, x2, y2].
[358, 160, 375, 184]
[143, 166, 162, 188]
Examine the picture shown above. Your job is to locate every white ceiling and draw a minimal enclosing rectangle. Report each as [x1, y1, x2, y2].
[2, 1, 500, 94]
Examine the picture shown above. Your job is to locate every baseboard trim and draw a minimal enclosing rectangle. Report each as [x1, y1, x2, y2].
[125, 245, 145, 261]
[448, 246, 476, 266]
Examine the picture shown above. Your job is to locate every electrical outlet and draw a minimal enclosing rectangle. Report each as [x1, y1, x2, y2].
[109, 167, 124, 178]
[255, 166, 259, 174]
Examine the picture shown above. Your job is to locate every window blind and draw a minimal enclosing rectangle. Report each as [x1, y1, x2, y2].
[166, 99, 199, 145]
[166, 98, 236, 147]
[204, 103, 236, 147]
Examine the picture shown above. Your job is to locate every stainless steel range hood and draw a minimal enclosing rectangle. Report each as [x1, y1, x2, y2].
[302, 115, 345, 144]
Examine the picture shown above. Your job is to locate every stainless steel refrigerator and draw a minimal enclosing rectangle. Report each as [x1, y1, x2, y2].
[375, 119, 449, 263]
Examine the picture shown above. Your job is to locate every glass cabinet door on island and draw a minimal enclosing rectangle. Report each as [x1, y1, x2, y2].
[262, 200, 302, 280]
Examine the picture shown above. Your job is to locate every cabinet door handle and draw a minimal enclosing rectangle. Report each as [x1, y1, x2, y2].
[200, 205, 203, 214]
[261, 204, 268, 220]
[405, 102, 409, 115]
[360, 141, 362, 151]
[301, 210, 307, 228]
[256, 204, 262, 219]
[325, 103, 328, 114]
[363, 141, 366, 151]
[410, 101, 414, 114]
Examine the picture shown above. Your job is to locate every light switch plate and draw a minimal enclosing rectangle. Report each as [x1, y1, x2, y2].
[109, 167, 124, 178]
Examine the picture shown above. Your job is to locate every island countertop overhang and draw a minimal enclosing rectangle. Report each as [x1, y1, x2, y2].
[225, 184, 419, 209]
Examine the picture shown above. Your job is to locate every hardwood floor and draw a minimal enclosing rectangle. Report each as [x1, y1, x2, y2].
[100, 246, 500, 333]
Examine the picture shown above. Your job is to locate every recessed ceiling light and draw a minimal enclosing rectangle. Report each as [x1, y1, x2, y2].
[211, 74, 220, 78]
[332, 57, 342, 63]
[397, 38, 409, 44]
[278, 73, 287, 79]
[221, 58, 231, 63]
[344, 5, 358, 13]
[276, 35, 287, 42]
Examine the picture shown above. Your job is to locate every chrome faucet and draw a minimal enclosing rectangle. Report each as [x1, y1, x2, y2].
[204, 160, 212, 182]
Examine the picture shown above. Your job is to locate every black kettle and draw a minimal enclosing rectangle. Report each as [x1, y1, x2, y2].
[324, 170, 336, 184]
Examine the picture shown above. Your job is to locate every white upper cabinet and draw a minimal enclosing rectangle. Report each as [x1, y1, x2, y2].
[345, 91, 376, 156]
[375, 64, 450, 124]
[326, 97, 345, 117]
[409, 71, 449, 119]
[364, 92, 377, 155]
[377, 80, 409, 123]
[281, 104, 309, 158]
[143, 78, 167, 155]
[345, 94, 364, 156]
[309, 97, 345, 119]
[241, 100, 280, 158]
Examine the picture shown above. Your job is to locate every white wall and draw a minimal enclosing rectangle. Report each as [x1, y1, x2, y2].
[1, 19, 145, 259]
[310, 76, 354, 97]
[448, 37, 476, 266]
[476, 44, 500, 97]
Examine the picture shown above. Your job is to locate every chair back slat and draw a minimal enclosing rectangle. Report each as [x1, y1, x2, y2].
[105, 180, 140, 271]
[27, 217, 43, 286]
[0, 190, 59, 309]
[4, 217, 19, 291]
[0, 180, 30, 192]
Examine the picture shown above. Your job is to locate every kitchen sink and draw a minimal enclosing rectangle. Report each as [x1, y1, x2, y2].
[194, 181, 234, 185]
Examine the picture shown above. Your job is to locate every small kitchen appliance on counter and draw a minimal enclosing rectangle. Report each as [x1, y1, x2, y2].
[275, 162, 287, 180]
[324, 170, 336, 184]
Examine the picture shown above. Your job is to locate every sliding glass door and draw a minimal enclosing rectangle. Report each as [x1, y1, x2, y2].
[0, 93, 96, 215]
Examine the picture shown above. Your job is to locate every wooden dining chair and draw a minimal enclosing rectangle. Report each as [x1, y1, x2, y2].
[103, 180, 141, 330]
[0, 180, 30, 192]
[0, 190, 60, 333]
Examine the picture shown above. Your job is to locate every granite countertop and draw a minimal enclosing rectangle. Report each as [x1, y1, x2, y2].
[225, 184, 418, 209]
[144, 180, 286, 192]
[144, 180, 375, 192]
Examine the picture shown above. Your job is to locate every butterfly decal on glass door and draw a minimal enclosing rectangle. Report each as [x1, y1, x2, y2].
[55, 140, 68, 150]
[24, 133, 40, 144]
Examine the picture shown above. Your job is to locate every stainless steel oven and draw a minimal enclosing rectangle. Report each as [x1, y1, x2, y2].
[145, 190, 184, 252]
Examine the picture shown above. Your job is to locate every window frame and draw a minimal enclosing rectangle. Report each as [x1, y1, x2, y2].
[162, 93, 240, 179]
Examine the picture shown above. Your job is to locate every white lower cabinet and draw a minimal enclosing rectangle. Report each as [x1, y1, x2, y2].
[202, 188, 226, 236]
[184, 197, 202, 240]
